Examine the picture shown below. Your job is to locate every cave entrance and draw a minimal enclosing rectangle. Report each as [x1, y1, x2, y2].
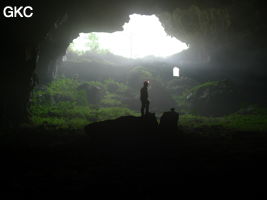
[60, 13, 187, 83]
[31, 14, 189, 128]
[67, 14, 188, 59]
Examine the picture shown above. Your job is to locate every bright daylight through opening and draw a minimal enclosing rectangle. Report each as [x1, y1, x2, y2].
[68, 14, 188, 59]
[173, 67, 180, 77]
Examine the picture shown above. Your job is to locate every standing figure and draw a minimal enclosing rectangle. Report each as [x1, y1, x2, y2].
[140, 81, 150, 117]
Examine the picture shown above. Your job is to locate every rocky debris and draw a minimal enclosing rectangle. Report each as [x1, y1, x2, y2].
[159, 108, 179, 131]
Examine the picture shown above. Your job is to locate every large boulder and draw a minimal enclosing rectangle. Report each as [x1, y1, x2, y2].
[84, 113, 159, 156]
[159, 108, 179, 131]
[183, 80, 240, 116]
[85, 113, 158, 136]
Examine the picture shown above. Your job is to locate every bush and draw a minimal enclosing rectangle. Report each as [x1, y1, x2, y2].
[30, 77, 138, 128]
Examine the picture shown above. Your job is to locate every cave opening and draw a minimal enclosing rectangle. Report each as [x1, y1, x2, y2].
[173, 66, 180, 77]
[67, 14, 188, 59]
[30, 13, 191, 128]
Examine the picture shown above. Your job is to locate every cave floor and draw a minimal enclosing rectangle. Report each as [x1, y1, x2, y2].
[1, 127, 267, 199]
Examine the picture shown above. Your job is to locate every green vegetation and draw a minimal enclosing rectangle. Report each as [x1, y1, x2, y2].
[188, 80, 219, 93]
[173, 80, 239, 116]
[68, 33, 109, 55]
[178, 94, 267, 132]
[30, 77, 138, 128]
[180, 113, 267, 132]
[30, 75, 267, 132]
[172, 81, 219, 113]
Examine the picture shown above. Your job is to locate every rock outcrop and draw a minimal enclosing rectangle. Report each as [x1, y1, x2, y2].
[85, 113, 158, 139]
[159, 108, 179, 131]
[84, 113, 159, 155]
[183, 80, 240, 116]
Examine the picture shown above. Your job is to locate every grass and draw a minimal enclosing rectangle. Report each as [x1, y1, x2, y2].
[29, 78, 267, 132]
[30, 77, 139, 129]
[30, 103, 267, 132]
[180, 113, 267, 132]
[30, 106, 139, 129]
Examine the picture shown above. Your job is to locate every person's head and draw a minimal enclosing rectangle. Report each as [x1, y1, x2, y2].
[144, 80, 149, 87]
[170, 108, 175, 112]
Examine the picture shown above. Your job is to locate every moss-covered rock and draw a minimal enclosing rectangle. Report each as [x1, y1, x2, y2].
[180, 80, 240, 116]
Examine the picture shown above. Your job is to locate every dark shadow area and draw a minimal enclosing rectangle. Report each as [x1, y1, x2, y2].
[1, 114, 267, 198]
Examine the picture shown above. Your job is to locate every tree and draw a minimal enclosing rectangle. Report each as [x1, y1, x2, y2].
[87, 33, 100, 51]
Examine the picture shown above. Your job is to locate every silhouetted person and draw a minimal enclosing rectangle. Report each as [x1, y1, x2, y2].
[140, 81, 150, 117]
